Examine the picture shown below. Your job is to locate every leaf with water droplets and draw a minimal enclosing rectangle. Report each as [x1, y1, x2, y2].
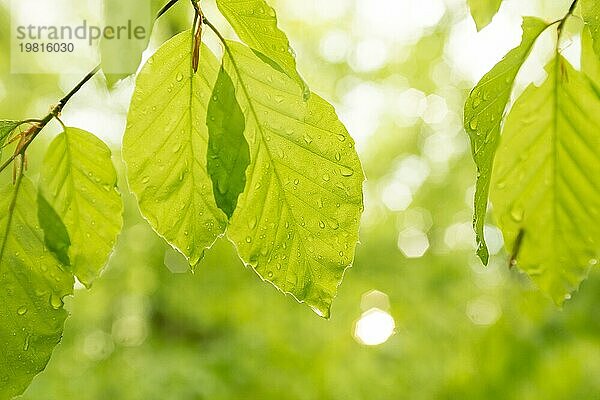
[464, 17, 547, 265]
[581, 0, 600, 59]
[123, 31, 228, 267]
[223, 41, 364, 318]
[207, 66, 250, 219]
[214, 0, 308, 96]
[0, 177, 74, 400]
[467, 0, 503, 31]
[40, 128, 123, 287]
[491, 56, 600, 304]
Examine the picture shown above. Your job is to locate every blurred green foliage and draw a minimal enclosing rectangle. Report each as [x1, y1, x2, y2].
[1, 0, 599, 398]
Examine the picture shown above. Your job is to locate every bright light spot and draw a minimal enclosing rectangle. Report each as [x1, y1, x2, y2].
[340, 82, 385, 148]
[422, 94, 448, 124]
[397, 228, 429, 258]
[382, 182, 412, 212]
[83, 330, 114, 361]
[444, 222, 475, 250]
[396, 88, 427, 122]
[360, 290, 391, 311]
[393, 155, 430, 192]
[164, 247, 190, 274]
[319, 30, 351, 63]
[112, 315, 148, 347]
[354, 308, 395, 346]
[484, 225, 504, 255]
[356, 0, 445, 43]
[350, 39, 389, 72]
[466, 297, 501, 326]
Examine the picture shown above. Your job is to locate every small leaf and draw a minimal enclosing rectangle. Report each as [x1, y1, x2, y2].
[40, 128, 122, 286]
[468, 0, 503, 31]
[491, 56, 600, 304]
[581, 0, 600, 59]
[464, 17, 548, 264]
[0, 177, 73, 400]
[0, 120, 20, 159]
[123, 30, 227, 267]
[223, 42, 364, 318]
[214, 0, 308, 96]
[37, 192, 71, 266]
[207, 65, 250, 219]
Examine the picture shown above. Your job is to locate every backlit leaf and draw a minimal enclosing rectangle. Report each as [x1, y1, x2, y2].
[468, 0, 503, 31]
[223, 41, 364, 317]
[40, 128, 122, 286]
[123, 30, 227, 267]
[491, 56, 600, 304]
[464, 17, 548, 264]
[214, 0, 308, 96]
[0, 177, 73, 400]
[37, 193, 71, 266]
[581, 0, 600, 59]
[0, 120, 19, 160]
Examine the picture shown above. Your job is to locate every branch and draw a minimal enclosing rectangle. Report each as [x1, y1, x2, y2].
[0, 65, 100, 176]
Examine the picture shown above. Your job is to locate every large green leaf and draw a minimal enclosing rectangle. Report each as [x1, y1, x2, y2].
[468, 0, 503, 31]
[0, 177, 73, 400]
[223, 41, 364, 317]
[40, 128, 122, 286]
[0, 120, 19, 159]
[581, 0, 600, 59]
[491, 56, 600, 304]
[206, 66, 250, 219]
[464, 17, 548, 264]
[123, 30, 227, 267]
[214, 0, 307, 96]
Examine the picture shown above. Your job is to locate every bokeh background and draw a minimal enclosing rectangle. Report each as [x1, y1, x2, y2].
[1, 0, 600, 398]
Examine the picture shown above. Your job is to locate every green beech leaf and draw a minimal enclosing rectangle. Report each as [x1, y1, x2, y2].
[37, 193, 71, 266]
[582, 26, 600, 85]
[40, 128, 122, 286]
[581, 0, 600, 58]
[207, 66, 250, 219]
[214, 0, 308, 96]
[0, 120, 20, 159]
[464, 17, 547, 264]
[123, 31, 227, 267]
[468, 0, 503, 31]
[0, 177, 73, 400]
[223, 41, 364, 317]
[491, 56, 600, 304]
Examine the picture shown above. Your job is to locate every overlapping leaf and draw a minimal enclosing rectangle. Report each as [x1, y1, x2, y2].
[464, 17, 548, 264]
[40, 128, 122, 286]
[491, 56, 600, 303]
[123, 31, 227, 267]
[214, 0, 307, 95]
[0, 120, 19, 159]
[223, 41, 364, 317]
[206, 66, 250, 219]
[0, 177, 73, 400]
[468, 0, 503, 31]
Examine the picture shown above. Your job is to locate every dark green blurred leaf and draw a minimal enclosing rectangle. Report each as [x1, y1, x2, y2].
[37, 192, 71, 266]
[207, 65, 250, 219]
